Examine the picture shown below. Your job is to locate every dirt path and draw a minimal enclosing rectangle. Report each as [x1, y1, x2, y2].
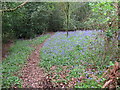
[20, 35, 53, 88]
[2, 42, 13, 59]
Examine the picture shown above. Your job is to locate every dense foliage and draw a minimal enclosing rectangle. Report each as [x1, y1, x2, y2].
[2, 2, 91, 41]
[2, 2, 119, 42]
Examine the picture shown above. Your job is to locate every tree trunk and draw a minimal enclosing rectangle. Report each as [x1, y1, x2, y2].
[66, 2, 69, 37]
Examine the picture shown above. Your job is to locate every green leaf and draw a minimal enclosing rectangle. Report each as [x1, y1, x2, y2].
[109, 61, 114, 66]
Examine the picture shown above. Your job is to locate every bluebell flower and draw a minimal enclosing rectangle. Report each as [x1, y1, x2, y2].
[88, 77, 93, 80]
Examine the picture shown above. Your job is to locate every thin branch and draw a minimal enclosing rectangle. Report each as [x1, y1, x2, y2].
[1, 0, 29, 12]
[102, 79, 113, 88]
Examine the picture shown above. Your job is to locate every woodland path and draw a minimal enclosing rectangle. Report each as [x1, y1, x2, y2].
[19, 33, 54, 88]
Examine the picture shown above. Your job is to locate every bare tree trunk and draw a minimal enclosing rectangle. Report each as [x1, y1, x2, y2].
[66, 2, 69, 37]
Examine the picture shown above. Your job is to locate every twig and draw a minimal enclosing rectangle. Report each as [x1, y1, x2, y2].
[97, 68, 110, 82]
[102, 79, 113, 88]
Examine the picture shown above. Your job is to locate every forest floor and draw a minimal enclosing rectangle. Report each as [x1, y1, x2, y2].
[19, 33, 54, 88]
[2, 31, 119, 88]
[2, 32, 54, 88]
[19, 39, 53, 88]
[2, 41, 13, 59]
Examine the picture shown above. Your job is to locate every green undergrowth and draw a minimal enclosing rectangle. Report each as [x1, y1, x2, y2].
[2, 34, 50, 88]
[40, 31, 117, 88]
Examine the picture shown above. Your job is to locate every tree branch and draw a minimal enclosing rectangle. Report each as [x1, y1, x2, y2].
[1, 0, 29, 12]
[102, 79, 113, 88]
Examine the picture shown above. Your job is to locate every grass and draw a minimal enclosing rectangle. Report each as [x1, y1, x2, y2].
[40, 31, 117, 88]
[2, 34, 50, 88]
